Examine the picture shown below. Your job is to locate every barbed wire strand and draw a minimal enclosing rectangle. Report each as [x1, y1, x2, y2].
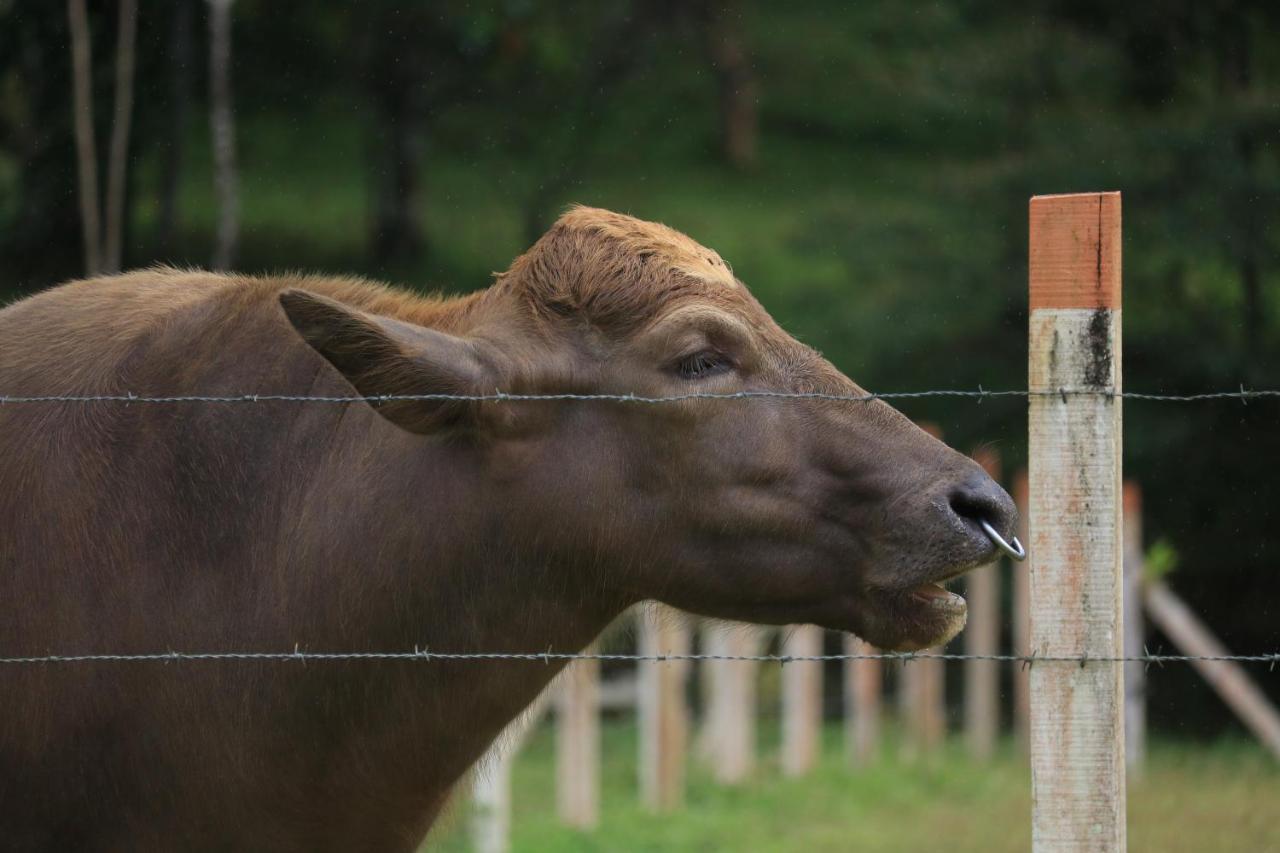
[2, 385, 1275, 670]
[1, 650, 1277, 666]
[0, 387, 1277, 406]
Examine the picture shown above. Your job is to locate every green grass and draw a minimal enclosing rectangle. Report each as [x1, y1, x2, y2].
[427, 721, 1279, 852]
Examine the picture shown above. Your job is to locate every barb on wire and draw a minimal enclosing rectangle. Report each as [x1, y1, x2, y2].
[1, 650, 1277, 666]
[0, 387, 1277, 406]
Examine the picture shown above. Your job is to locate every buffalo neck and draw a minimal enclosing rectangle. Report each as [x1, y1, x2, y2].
[268, 399, 627, 831]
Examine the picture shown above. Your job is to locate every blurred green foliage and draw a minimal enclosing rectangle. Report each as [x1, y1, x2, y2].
[1, 0, 1277, 731]
[1146, 538, 1180, 583]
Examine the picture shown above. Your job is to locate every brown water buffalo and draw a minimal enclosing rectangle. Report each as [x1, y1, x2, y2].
[0, 207, 1014, 850]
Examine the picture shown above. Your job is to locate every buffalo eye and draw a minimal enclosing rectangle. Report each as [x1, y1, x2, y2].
[676, 350, 731, 380]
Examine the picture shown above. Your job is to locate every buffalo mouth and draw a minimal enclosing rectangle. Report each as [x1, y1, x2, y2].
[906, 580, 967, 619]
[858, 566, 978, 652]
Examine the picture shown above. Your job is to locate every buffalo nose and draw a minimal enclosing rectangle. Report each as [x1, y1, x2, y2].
[947, 469, 1019, 545]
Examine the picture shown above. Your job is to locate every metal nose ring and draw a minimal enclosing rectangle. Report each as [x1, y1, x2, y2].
[980, 519, 1027, 562]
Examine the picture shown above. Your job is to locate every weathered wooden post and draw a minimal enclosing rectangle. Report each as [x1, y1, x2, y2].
[781, 625, 823, 776]
[472, 692, 552, 853]
[898, 645, 945, 763]
[844, 634, 881, 766]
[471, 744, 513, 853]
[638, 605, 690, 812]
[1143, 582, 1280, 761]
[965, 447, 1002, 761]
[918, 651, 945, 757]
[556, 653, 600, 828]
[900, 423, 947, 762]
[1122, 482, 1146, 775]
[1028, 191, 1125, 851]
[701, 624, 759, 783]
[1012, 469, 1031, 754]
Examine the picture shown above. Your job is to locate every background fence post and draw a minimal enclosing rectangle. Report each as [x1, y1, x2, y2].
[844, 634, 881, 766]
[924, 652, 944, 755]
[899, 652, 945, 763]
[556, 652, 600, 828]
[471, 743, 513, 853]
[638, 605, 690, 812]
[900, 422, 947, 762]
[781, 625, 823, 776]
[1012, 469, 1031, 755]
[1028, 191, 1125, 851]
[701, 623, 759, 783]
[911, 654, 945, 761]
[1143, 583, 1280, 760]
[965, 447, 1002, 762]
[1122, 482, 1146, 776]
[472, 691, 553, 852]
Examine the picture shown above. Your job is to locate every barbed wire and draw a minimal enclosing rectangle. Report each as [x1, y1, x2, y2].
[0, 387, 1277, 406]
[2, 385, 1275, 673]
[1, 649, 1276, 667]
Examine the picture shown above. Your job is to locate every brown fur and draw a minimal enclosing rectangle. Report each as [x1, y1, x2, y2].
[0, 207, 1014, 850]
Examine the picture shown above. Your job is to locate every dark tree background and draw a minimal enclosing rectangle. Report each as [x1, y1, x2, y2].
[1, 0, 1277, 738]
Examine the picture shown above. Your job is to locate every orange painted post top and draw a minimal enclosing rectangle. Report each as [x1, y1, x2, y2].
[1029, 192, 1121, 310]
[1123, 481, 1142, 517]
[1012, 468, 1029, 533]
[971, 447, 1001, 479]
[1122, 481, 1147, 776]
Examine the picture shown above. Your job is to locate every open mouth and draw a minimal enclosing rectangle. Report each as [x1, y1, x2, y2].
[892, 518, 1022, 632]
[846, 521, 1020, 652]
[857, 567, 978, 652]
[907, 580, 967, 618]
[846, 501, 1022, 651]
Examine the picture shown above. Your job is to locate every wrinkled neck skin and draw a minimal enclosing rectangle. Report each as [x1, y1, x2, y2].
[275, 402, 629, 845]
[278, 296, 634, 845]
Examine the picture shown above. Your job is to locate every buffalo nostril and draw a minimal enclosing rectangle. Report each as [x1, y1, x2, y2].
[947, 472, 1017, 535]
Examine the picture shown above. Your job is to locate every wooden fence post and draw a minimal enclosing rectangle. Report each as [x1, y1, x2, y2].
[1028, 191, 1125, 851]
[1012, 469, 1031, 754]
[781, 625, 823, 776]
[556, 653, 600, 828]
[898, 651, 945, 763]
[638, 605, 690, 811]
[965, 447, 1002, 761]
[900, 422, 947, 762]
[471, 743, 513, 853]
[844, 634, 881, 766]
[701, 624, 759, 783]
[919, 654, 946, 758]
[1122, 482, 1146, 775]
[472, 691, 552, 853]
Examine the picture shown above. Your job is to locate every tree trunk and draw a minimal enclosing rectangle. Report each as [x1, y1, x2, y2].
[1217, 7, 1263, 370]
[368, 96, 425, 267]
[66, 0, 102, 276]
[1, 5, 84, 288]
[1230, 36, 1261, 373]
[103, 0, 138, 273]
[208, 0, 239, 271]
[520, 3, 656, 242]
[701, 0, 757, 170]
[157, 0, 195, 253]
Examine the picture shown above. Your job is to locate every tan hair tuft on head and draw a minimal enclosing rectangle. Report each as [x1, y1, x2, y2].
[497, 206, 739, 334]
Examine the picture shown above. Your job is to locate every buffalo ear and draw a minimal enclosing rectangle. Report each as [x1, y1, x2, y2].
[279, 289, 494, 434]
